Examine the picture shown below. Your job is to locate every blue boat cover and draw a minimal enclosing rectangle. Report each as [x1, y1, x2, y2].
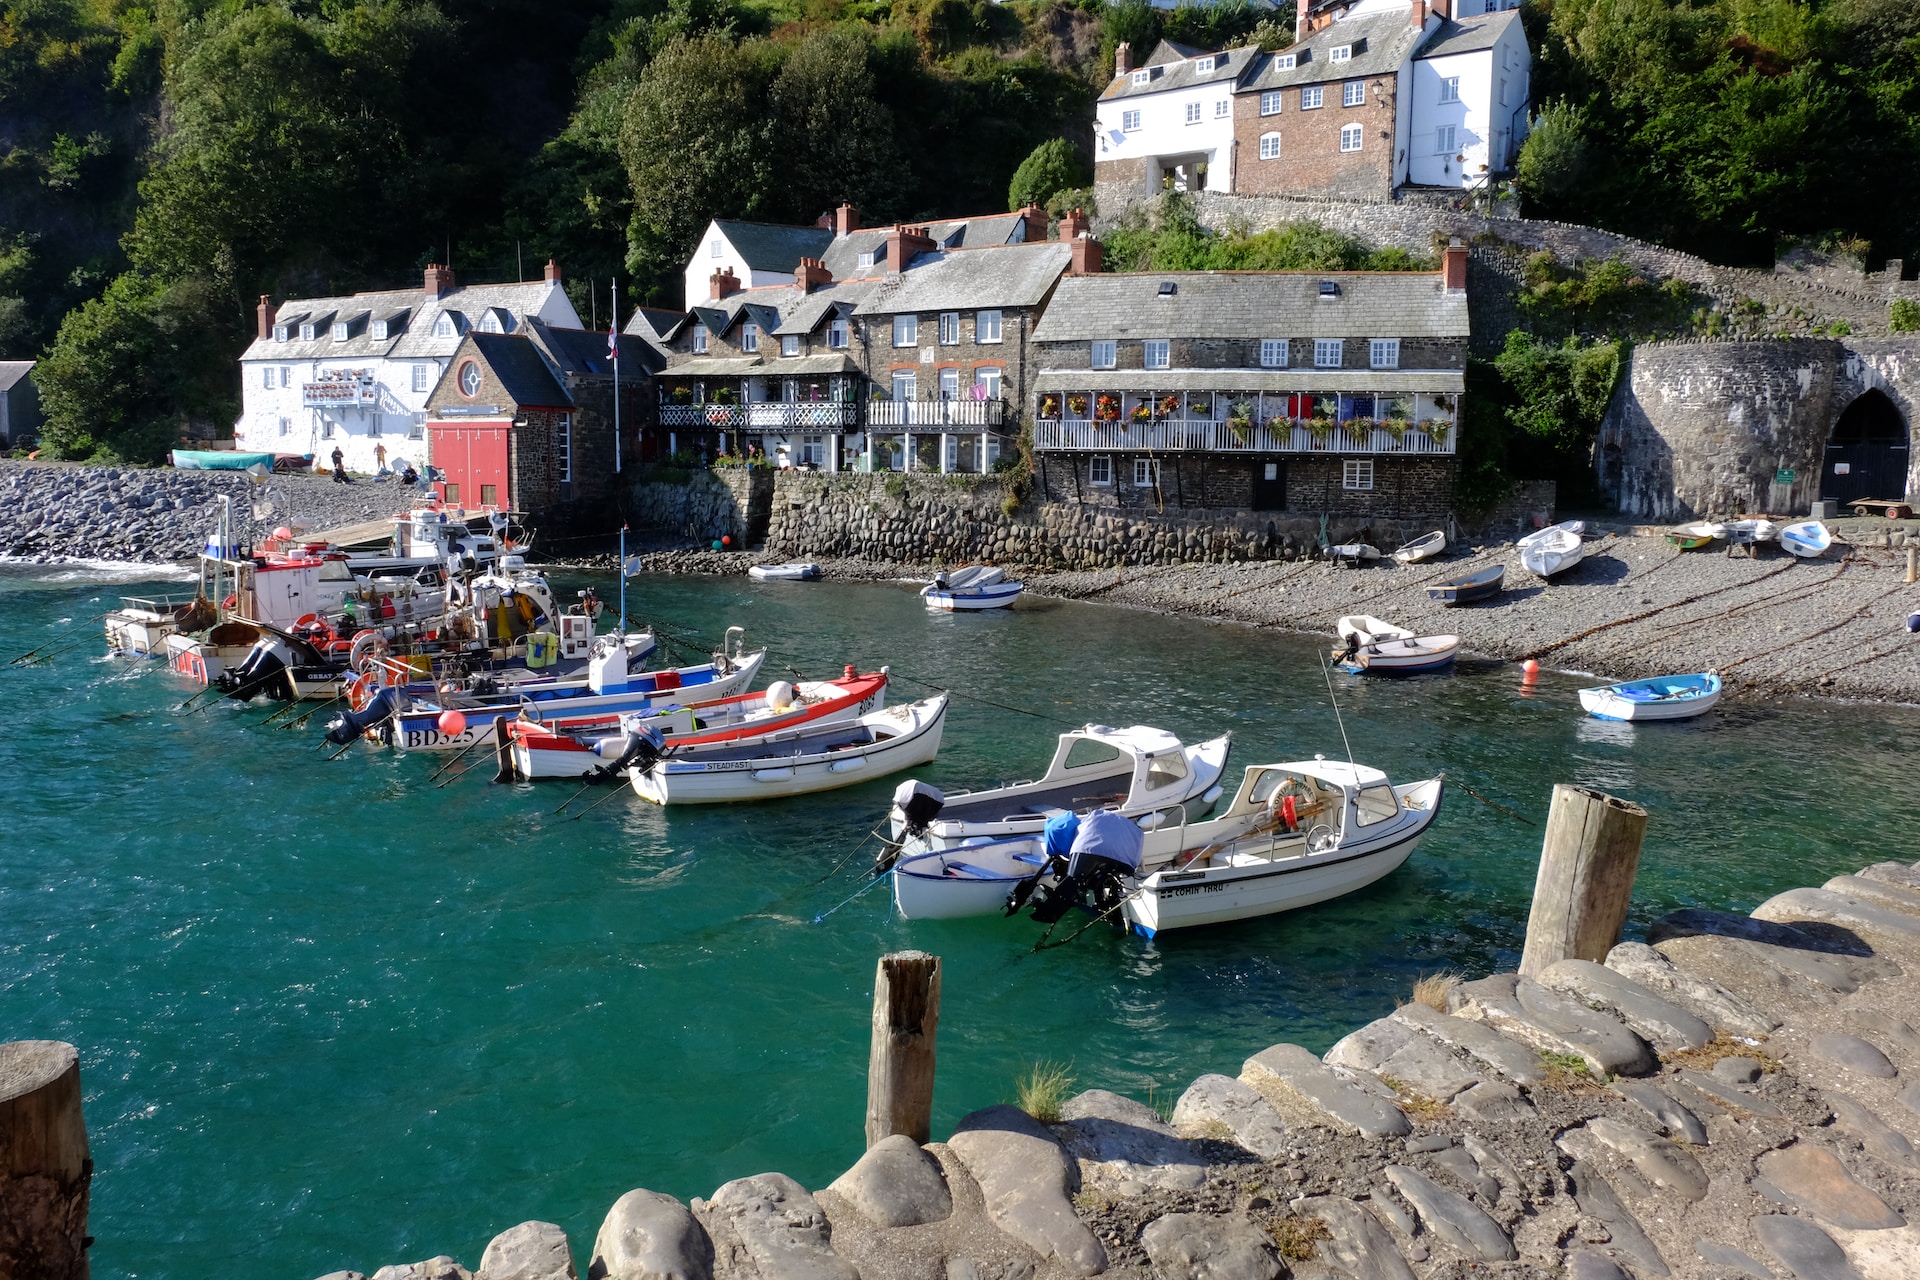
[1067, 808, 1145, 873]
[1043, 812, 1080, 862]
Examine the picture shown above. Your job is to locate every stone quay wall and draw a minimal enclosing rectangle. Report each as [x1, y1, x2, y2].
[1095, 188, 1920, 342]
[309, 856, 1920, 1280]
[1596, 338, 1920, 521]
[624, 466, 772, 547]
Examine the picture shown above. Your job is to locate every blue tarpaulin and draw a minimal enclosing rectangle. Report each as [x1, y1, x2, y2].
[1067, 808, 1144, 873]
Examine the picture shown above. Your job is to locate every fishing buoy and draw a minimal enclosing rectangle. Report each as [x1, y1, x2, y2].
[1521, 658, 1540, 685]
[767, 680, 796, 710]
[437, 710, 468, 736]
[712, 539, 723, 551]
[721, 535, 732, 546]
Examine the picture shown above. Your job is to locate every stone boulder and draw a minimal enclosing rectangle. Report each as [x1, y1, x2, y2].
[1138, 1213, 1282, 1280]
[1170, 1074, 1288, 1160]
[1057, 1089, 1209, 1191]
[371, 1258, 472, 1280]
[591, 1189, 714, 1280]
[947, 1105, 1107, 1275]
[479, 1223, 575, 1280]
[700, 1173, 858, 1280]
[826, 1134, 953, 1228]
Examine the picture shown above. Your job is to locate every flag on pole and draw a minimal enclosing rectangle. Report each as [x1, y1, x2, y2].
[607, 327, 618, 361]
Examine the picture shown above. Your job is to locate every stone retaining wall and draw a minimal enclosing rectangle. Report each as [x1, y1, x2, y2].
[325, 856, 1920, 1280]
[625, 466, 771, 547]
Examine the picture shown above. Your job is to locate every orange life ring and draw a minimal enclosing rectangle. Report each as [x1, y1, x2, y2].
[1281, 794, 1298, 832]
[347, 672, 374, 711]
[222, 593, 238, 611]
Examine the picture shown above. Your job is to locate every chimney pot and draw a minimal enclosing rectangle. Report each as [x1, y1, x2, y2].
[1058, 207, 1090, 243]
[835, 203, 861, 237]
[256, 294, 274, 341]
[1115, 42, 1132, 76]
[710, 267, 741, 300]
[796, 257, 832, 292]
[1020, 202, 1049, 244]
[1070, 231, 1103, 276]
[544, 258, 562, 283]
[885, 225, 936, 275]
[424, 263, 455, 300]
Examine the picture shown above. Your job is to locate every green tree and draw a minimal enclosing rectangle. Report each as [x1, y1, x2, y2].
[1515, 101, 1589, 202]
[1493, 330, 1622, 453]
[1007, 138, 1088, 211]
[768, 30, 901, 225]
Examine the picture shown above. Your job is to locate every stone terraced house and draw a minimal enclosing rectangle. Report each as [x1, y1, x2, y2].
[1028, 241, 1469, 517]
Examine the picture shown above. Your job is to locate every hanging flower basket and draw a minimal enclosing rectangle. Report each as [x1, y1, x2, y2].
[1158, 394, 1181, 419]
[1380, 417, 1411, 445]
[1305, 417, 1335, 446]
[1039, 395, 1062, 421]
[1131, 402, 1153, 423]
[1424, 417, 1453, 447]
[1067, 393, 1089, 418]
[1094, 394, 1121, 422]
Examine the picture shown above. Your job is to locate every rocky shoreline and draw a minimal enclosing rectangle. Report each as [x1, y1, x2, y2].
[317, 858, 1920, 1280]
[639, 527, 1920, 705]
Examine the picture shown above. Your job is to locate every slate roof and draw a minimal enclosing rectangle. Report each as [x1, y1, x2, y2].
[1030, 271, 1469, 342]
[1102, 42, 1261, 101]
[1417, 10, 1521, 59]
[660, 354, 862, 377]
[0, 361, 34, 392]
[240, 279, 572, 363]
[1033, 369, 1465, 393]
[714, 220, 835, 273]
[816, 214, 1029, 279]
[530, 317, 664, 378]
[625, 307, 685, 342]
[465, 334, 569, 407]
[1240, 12, 1424, 90]
[854, 243, 1073, 317]
[773, 283, 873, 336]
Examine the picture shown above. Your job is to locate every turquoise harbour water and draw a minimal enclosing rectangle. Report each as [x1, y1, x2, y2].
[5, 562, 1917, 1280]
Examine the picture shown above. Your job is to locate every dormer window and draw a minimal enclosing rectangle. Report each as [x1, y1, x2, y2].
[692, 324, 709, 354]
[432, 314, 456, 338]
[827, 316, 849, 349]
[741, 321, 759, 353]
[1194, 56, 1215, 73]
[1131, 69, 1150, 86]
[1275, 54, 1296, 70]
[1330, 45, 1352, 63]
[299, 323, 316, 341]
[858, 250, 877, 269]
[371, 320, 388, 340]
[331, 322, 349, 341]
[273, 325, 289, 342]
[479, 309, 507, 334]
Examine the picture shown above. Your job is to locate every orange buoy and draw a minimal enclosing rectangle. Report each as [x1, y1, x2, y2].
[437, 709, 468, 736]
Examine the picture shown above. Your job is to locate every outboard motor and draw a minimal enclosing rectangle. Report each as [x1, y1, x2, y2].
[218, 637, 291, 701]
[892, 779, 946, 835]
[590, 721, 667, 783]
[1005, 811, 1080, 916]
[1026, 809, 1146, 926]
[324, 686, 401, 745]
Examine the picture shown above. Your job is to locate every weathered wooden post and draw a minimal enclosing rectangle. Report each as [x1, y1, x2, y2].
[0, 1041, 91, 1280]
[865, 951, 941, 1148]
[1906, 545, 1916, 584]
[1518, 786, 1650, 979]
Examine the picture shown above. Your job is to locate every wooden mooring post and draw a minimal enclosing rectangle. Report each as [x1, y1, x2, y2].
[0, 1041, 91, 1280]
[865, 951, 941, 1148]
[1518, 786, 1650, 979]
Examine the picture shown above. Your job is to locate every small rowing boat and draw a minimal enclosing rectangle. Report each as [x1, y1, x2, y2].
[748, 562, 822, 582]
[628, 694, 948, 804]
[1665, 521, 1726, 550]
[923, 566, 1023, 611]
[1426, 564, 1503, 606]
[1578, 672, 1722, 722]
[1334, 615, 1459, 674]
[1726, 518, 1778, 546]
[1328, 543, 1380, 569]
[1778, 520, 1832, 559]
[1392, 530, 1448, 564]
[1518, 525, 1584, 578]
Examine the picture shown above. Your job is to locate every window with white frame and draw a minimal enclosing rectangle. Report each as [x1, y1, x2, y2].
[1091, 339, 1117, 369]
[412, 364, 431, 392]
[976, 310, 1003, 343]
[710, 239, 723, 258]
[1260, 338, 1287, 367]
[1143, 339, 1170, 369]
[278, 416, 291, 436]
[975, 366, 1002, 400]
[332, 321, 350, 340]
[858, 250, 877, 269]
[1435, 124, 1457, 153]
[1314, 339, 1343, 367]
[692, 323, 709, 353]
[556, 413, 572, 482]
[1215, 99, 1229, 118]
[827, 316, 848, 348]
[273, 324, 289, 342]
[1340, 123, 1363, 151]
[371, 320, 388, 340]
[939, 312, 959, 344]
[1301, 85, 1323, 109]
[741, 322, 759, 353]
[938, 367, 959, 400]
[409, 413, 425, 439]
[1274, 53, 1296, 70]
[1089, 455, 1113, 485]
[1438, 76, 1460, 103]
[893, 315, 917, 347]
[1122, 108, 1142, 131]
[1259, 132, 1281, 159]
[459, 363, 482, 396]
[1343, 459, 1374, 490]
[1184, 101, 1202, 124]
[781, 334, 800, 356]
[1131, 69, 1150, 86]
[1133, 457, 1160, 487]
[1343, 80, 1364, 106]
[1499, 79, 1509, 106]
[1260, 90, 1283, 115]
[280, 367, 290, 388]
[1370, 338, 1401, 368]
[261, 366, 274, 389]
[300, 322, 317, 340]
[432, 314, 454, 337]
[478, 311, 503, 334]
[1330, 45, 1351, 62]
[891, 371, 916, 400]
[1194, 56, 1215, 73]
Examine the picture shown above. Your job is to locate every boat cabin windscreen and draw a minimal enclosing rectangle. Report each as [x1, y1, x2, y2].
[1354, 784, 1399, 825]
[1061, 737, 1124, 773]
[1144, 751, 1189, 791]
[317, 560, 356, 582]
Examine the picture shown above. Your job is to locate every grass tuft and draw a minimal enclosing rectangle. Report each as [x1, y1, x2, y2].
[1537, 1050, 1598, 1089]
[1268, 1216, 1332, 1262]
[1661, 1030, 1779, 1073]
[1405, 970, 1461, 1012]
[1016, 1060, 1076, 1123]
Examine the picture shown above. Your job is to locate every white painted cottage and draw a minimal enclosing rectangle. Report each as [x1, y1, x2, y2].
[1095, 40, 1261, 196]
[1406, 9, 1531, 187]
[234, 262, 582, 474]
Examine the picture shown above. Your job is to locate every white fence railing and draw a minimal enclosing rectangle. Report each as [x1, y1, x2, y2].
[1032, 419, 1454, 455]
[866, 400, 1007, 428]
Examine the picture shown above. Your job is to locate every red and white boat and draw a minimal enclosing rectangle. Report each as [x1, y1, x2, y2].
[501, 667, 890, 780]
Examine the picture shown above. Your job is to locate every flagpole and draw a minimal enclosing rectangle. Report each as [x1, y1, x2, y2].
[619, 525, 628, 635]
[611, 278, 622, 474]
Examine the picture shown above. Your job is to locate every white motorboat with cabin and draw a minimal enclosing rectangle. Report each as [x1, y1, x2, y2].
[886, 724, 1231, 853]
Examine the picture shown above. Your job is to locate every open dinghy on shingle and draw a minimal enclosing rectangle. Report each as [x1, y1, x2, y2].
[1578, 672, 1722, 722]
[1425, 564, 1504, 605]
[1392, 530, 1448, 564]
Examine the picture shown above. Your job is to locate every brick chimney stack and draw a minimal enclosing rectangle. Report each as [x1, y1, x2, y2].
[1058, 208, 1090, 242]
[886, 225, 936, 275]
[1298, 0, 1312, 37]
[710, 267, 741, 300]
[834, 203, 860, 237]
[796, 257, 832, 292]
[544, 258, 562, 282]
[424, 263, 455, 300]
[1019, 202, 1049, 244]
[1114, 42, 1132, 76]
[1443, 237, 1468, 294]
[256, 294, 274, 340]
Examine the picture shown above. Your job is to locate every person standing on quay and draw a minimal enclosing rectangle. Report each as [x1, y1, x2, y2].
[331, 445, 350, 484]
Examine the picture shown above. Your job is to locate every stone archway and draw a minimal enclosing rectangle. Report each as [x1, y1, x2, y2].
[1823, 389, 1910, 507]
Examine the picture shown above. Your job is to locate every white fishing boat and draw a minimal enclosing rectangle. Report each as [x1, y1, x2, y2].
[1333, 615, 1459, 673]
[1327, 543, 1380, 568]
[748, 562, 822, 582]
[627, 694, 948, 805]
[893, 760, 1442, 938]
[887, 724, 1231, 853]
[1726, 518, 1778, 546]
[1778, 520, 1832, 558]
[923, 566, 1023, 612]
[1391, 530, 1448, 564]
[1518, 525, 1585, 578]
[1578, 672, 1722, 722]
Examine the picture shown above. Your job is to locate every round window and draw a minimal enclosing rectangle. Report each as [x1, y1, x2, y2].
[458, 362, 482, 397]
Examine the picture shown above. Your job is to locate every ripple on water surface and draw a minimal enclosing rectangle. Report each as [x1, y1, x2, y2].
[3, 564, 1915, 1280]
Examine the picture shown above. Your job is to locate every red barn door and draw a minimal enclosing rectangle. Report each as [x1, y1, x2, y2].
[428, 420, 511, 510]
